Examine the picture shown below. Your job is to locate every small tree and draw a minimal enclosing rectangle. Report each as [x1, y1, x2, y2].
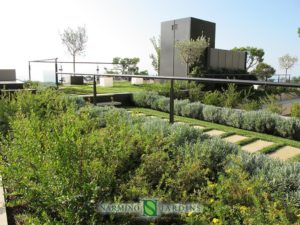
[232, 46, 264, 71]
[251, 62, 276, 81]
[298, 27, 300, 37]
[278, 54, 298, 76]
[175, 36, 209, 76]
[149, 36, 160, 74]
[61, 26, 88, 75]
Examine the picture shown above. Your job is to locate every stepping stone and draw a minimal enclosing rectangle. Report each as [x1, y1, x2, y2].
[193, 125, 205, 130]
[241, 140, 274, 153]
[204, 130, 225, 137]
[223, 135, 248, 143]
[269, 146, 300, 161]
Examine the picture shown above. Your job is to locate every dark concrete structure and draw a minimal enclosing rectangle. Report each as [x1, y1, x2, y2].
[0, 69, 24, 89]
[159, 17, 247, 77]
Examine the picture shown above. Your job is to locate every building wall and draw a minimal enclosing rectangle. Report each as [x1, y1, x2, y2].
[160, 17, 216, 77]
[207, 48, 246, 71]
[0, 69, 16, 81]
[159, 17, 246, 77]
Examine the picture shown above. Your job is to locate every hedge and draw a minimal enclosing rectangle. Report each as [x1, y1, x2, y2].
[133, 92, 300, 140]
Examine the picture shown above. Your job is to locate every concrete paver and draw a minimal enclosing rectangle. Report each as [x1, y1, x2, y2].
[269, 146, 300, 160]
[241, 140, 274, 153]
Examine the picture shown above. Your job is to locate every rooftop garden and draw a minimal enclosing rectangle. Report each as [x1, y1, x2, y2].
[0, 89, 299, 224]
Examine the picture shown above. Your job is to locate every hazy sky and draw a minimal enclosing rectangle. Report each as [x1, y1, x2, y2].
[0, 0, 299, 80]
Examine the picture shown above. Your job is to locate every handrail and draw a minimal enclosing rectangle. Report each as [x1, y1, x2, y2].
[57, 72, 300, 124]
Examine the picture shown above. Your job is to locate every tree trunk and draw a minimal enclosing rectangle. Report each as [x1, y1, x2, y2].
[73, 55, 76, 76]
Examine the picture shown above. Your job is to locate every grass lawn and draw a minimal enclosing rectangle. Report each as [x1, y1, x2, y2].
[127, 107, 300, 152]
[58, 81, 152, 95]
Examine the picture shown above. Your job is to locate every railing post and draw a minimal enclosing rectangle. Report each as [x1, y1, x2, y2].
[28, 61, 31, 81]
[55, 58, 58, 87]
[169, 79, 174, 124]
[93, 75, 97, 106]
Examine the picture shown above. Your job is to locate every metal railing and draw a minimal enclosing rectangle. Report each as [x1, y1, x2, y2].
[28, 58, 136, 83]
[57, 72, 300, 124]
[28, 58, 300, 123]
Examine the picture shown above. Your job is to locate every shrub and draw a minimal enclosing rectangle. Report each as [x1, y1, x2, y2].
[203, 90, 224, 106]
[2, 92, 300, 223]
[174, 99, 190, 115]
[223, 84, 241, 108]
[240, 100, 261, 111]
[181, 102, 204, 119]
[275, 117, 300, 140]
[291, 103, 300, 118]
[133, 92, 300, 140]
[202, 105, 222, 123]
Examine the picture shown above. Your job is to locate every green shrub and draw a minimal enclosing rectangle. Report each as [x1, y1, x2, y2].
[291, 103, 300, 118]
[262, 94, 283, 114]
[2, 91, 300, 224]
[223, 84, 241, 108]
[241, 100, 261, 111]
[203, 90, 224, 106]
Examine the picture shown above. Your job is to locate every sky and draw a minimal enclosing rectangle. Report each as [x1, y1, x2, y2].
[0, 0, 299, 81]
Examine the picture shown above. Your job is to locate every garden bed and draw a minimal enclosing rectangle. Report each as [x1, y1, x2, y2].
[0, 90, 299, 224]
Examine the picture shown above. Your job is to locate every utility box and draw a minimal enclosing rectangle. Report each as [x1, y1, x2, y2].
[160, 17, 216, 77]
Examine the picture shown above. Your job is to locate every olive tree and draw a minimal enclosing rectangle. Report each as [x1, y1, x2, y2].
[278, 54, 298, 76]
[175, 36, 209, 75]
[232, 46, 264, 71]
[149, 36, 160, 74]
[61, 26, 88, 75]
[251, 62, 276, 81]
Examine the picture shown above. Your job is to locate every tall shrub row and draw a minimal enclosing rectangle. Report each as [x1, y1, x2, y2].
[133, 92, 300, 140]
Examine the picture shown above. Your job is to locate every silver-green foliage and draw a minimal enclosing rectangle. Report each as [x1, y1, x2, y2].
[133, 92, 300, 140]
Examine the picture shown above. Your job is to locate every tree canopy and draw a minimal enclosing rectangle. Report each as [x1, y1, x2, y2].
[105, 57, 148, 75]
[278, 54, 298, 75]
[175, 36, 209, 75]
[251, 62, 275, 80]
[60, 26, 88, 74]
[149, 36, 160, 74]
[232, 46, 264, 71]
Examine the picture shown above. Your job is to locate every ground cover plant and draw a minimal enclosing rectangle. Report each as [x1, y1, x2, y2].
[133, 91, 300, 141]
[0, 90, 299, 224]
